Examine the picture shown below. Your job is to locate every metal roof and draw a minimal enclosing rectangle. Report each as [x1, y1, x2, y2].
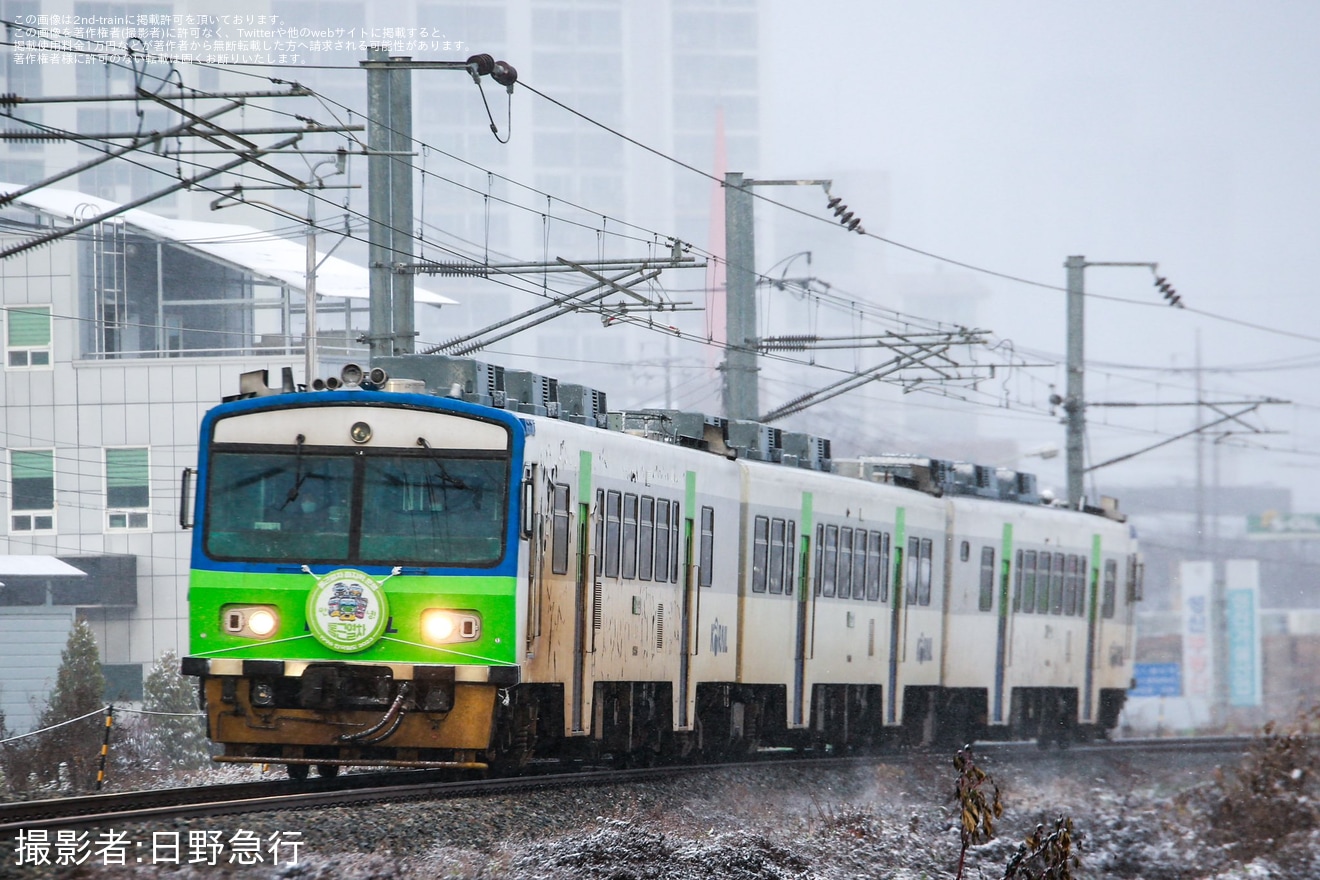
[0, 556, 86, 577]
[0, 184, 457, 306]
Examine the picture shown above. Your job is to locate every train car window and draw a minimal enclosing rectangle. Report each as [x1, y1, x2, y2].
[876, 532, 891, 602]
[622, 493, 639, 579]
[822, 524, 838, 597]
[769, 518, 786, 594]
[814, 525, 824, 596]
[356, 454, 510, 567]
[838, 527, 854, 599]
[852, 531, 868, 601]
[1062, 554, 1078, 616]
[595, 489, 604, 578]
[1048, 552, 1065, 614]
[1034, 553, 1051, 614]
[960, 540, 970, 562]
[670, 501, 681, 584]
[918, 538, 933, 606]
[699, 506, 714, 587]
[639, 496, 655, 581]
[654, 498, 671, 582]
[752, 515, 769, 593]
[1013, 549, 1023, 611]
[1126, 553, 1143, 602]
[978, 546, 995, 611]
[905, 536, 920, 604]
[551, 484, 570, 575]
[865, 532, 880, 601]
[1075, 556, 1089, 616]
[1103, 558, 1118, 618]
[604, 490, 622, 578]
[1021, 550, 1037, 611]
[785, 520, 797, 598]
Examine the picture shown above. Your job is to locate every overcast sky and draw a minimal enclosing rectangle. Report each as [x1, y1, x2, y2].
[755, 1, 1320, 509]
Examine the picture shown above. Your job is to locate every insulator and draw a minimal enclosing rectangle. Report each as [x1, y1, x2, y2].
[466, 53, 496, 76]
[0, 130, 62, 142]
[492, 61, 518, 88]
[826, 196, 842, 210]
[838, 211, 854, 224]
[832, 202, 848, 216]
[0, 93, 19, 107]
[420, 261, 489, 277]
[846, 218, 863, 232]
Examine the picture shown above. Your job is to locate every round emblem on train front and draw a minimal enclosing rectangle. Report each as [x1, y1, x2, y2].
[306, 569, 390, 653]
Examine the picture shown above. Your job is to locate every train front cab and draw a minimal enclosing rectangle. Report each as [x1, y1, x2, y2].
[183, 391, 527, 776]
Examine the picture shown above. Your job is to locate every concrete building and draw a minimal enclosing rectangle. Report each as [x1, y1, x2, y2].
[0, 186, 452, 731]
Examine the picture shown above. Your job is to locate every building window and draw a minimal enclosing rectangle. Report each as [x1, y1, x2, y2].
[5, 305, 51, 368]
[10, 449, 54, 531]
[105, 447, 150, 530]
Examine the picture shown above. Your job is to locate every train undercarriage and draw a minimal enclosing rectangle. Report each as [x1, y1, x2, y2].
[194, 660, 1129, 779]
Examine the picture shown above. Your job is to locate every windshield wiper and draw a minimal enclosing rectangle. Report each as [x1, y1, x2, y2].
[278, 434, 307, 509]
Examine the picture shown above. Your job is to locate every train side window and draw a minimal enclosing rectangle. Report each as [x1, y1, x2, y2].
[1075, 555, 1089, 616]
[1061, 554, 1078, 616]
[654, 499, 671, 583]
[978, 546, 995, 611]
[1035, 553, 1051, 614]
[852, 530, 868, 601]
[622, 494, 639, 579]
[698, 506, 714, 587]
[864, 531, 880, 601]
[822, 524, 838, 597]
[918, 538, 933, 606]
[1022, 550, 1037, 611]
[877, 532, 891, 602]
[1046, 552, 1064, 614]
[814, 525, 823, 596]
[768, 517, 786, 594]
[604, 490, 622, 578]
[670, 501, 681, 584]
[595, 489, 604, 578]
[639, 496, 655, 581]
[1013, 549, 1023, 611]
[1102, 558, 1118, 618]
[785, 520, 797, 598]
[905, 536, 920, 604]
[752, 515, 769, 593]
[838, 527, 854, 599]
[960, 540, 970, 562]
[551, 484, 570, 575]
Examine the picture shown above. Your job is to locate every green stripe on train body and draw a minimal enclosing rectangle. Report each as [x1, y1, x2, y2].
[188, 568, 518, 666]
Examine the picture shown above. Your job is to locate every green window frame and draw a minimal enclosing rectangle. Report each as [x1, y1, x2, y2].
[10, 448, 54, 531]
[105, 447, 150, 530]
[5, 306, 52, 369]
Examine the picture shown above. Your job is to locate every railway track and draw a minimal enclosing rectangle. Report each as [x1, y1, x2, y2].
[0, 735, 1253, 833]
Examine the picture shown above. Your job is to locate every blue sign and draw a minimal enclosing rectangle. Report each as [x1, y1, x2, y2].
[1130, 662, 1182, 697]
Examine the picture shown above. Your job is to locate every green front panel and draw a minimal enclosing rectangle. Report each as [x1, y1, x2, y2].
[189, 568, 518, 665]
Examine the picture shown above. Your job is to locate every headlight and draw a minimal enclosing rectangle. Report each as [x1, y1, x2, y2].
[421, 609, 481, 644]
[222, 605, 280, 639]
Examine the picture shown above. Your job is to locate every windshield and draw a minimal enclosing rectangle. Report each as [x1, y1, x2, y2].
[203, 447, 510, 567]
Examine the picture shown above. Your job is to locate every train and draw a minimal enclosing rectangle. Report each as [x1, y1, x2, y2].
[180, 356, 1142, 779]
